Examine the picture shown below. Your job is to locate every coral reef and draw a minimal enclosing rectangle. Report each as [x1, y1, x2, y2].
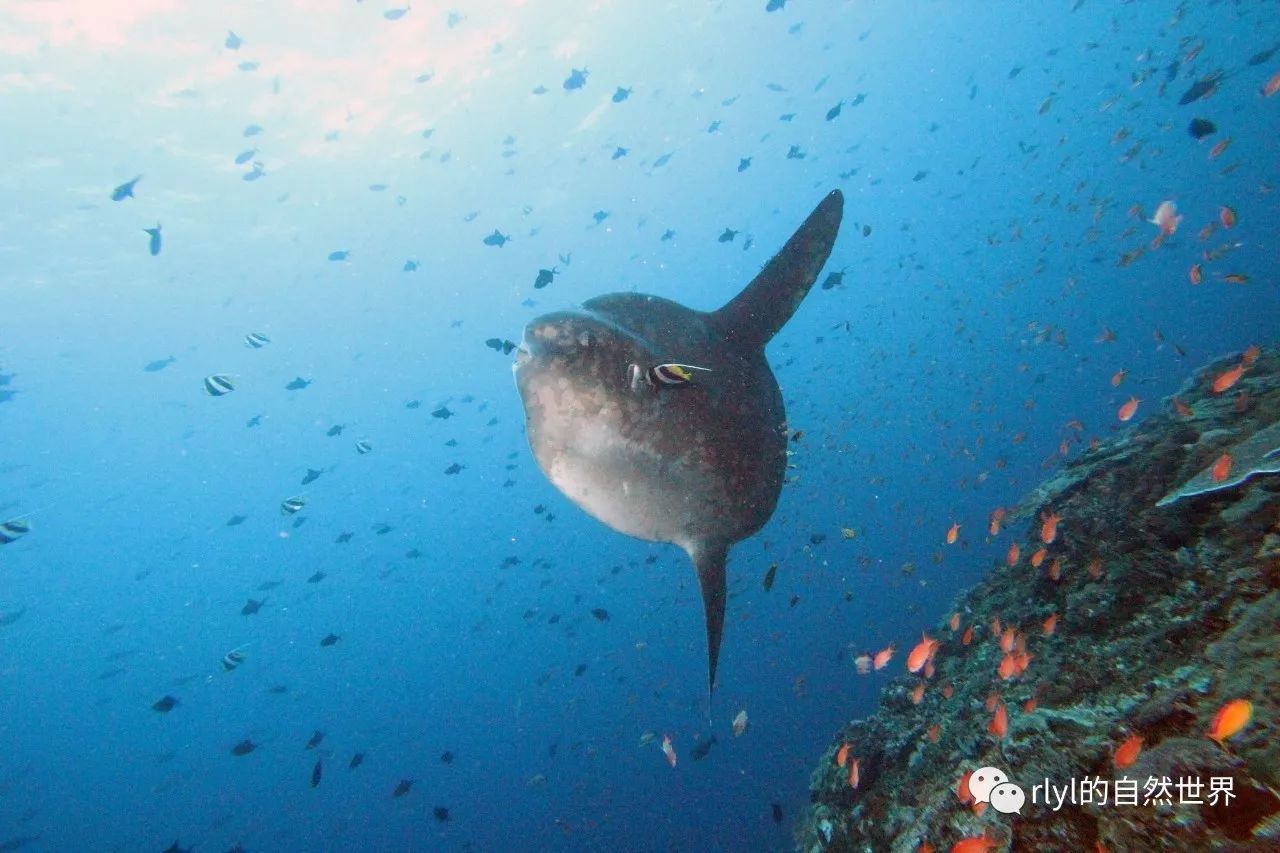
[798, 348, 1280, 852]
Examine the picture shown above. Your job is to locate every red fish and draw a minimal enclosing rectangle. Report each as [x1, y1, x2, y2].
[945, 521, 960, 544]
[1188, 263, 1203, 285]
[872, 644, 895, 671]
[1042, 613, 1058, 636]
[1263, 70, 1280, 98]
[661, 734, 676, 768]
[907, 634, 939, 673]
[1210, 453, 1232, 483]
[1148, 200, 1181, 236]
[1040, 511, 1061, 544]
[1212, 363, 1245, 394]
[1118, 396, 1140, 422]
[988, 700, 1008, 739]
[1219, 206, 1237, 228]
[1006, 542, 1020, 566]
[1208, 138, 1231, 160]
[1114, 733, 1143, 769]
[1110, 369, 1126, 388]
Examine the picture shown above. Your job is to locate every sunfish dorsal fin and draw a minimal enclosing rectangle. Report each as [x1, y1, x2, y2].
[710, 189, 844, 350]
[690, 540, 729, 702]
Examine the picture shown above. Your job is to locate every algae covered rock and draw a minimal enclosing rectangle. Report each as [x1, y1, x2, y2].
[797, 348, 1280, 852]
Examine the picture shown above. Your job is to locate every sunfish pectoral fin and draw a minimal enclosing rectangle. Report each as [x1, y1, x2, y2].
[689, 540, 729, 701]
[710, 189, 844, 350]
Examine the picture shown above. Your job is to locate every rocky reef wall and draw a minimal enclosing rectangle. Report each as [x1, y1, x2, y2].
[798, 347, 1280, 852]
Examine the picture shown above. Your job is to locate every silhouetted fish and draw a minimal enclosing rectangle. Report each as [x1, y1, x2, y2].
[234, 148, 257, 165]
[230, 739, 257, 757]
[771, 803, 783, 823]
[225, 31, 242, 49]
[241, 598, 264, 616]
[591, 608, 609, 622]
[482, 230, 510, 247]
[328, 249, 349, 261]
[306, 570, 326, 584]
[326, 424, 345, 437]
[1188, 118, 1216, 139]
[763, 563, 778, 591]
[444, 463, 463, 475]
[1179, 73, 1222, 105]
[440, 751, 454, 764]
[285, 377, 312, 391]
[349, 752, 364, 769]
[563, 68, 588, 90]
[718, 228, 738, 243]
[534, 268, 557, 289]
[152, 695, 178, 713]
[432, 406, 453, 419]
[311, 759, 323, 788]
[433, 806, 450, 822]
[392, 778, 413, 797]
[0, 608, 27, 627]
[144, 225, 162, 256]
[690, 735, 718, 760]
[612, 87, 632, 102]
[111, 175, 141, 201]
[335, 531, 353, 543]
[305, 730, 325, 749]
[301, 468, 323, 486]
[142, 356, 175, 372]
[320, 633, 340, 647]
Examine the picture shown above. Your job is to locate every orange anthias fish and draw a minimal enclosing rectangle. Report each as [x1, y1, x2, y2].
[1110, 368, 1127, 388]
[836, 742, 851, 767]
[1207, 699, 1252, 745]
[998, 653, 1019, 680]
[1173, 397, 1192, 417]
[1042, 613, 1059, 636]
[999, 627, 1017, 653]
[1210, 452, 1232, 483]
[847, 757, 860, 789]
[1263, 70, 1280, 98]
[1220, 273, 1249, 284]
[1006, 542, 1021, 566]
[946, 521, 961, 545]
[1219, 206, 1237, 228]
[661, 734, 677, 768]
[961, 625, 974, 646]
[1030, 547, 1047, 568]
[1148, 200, 1182, 236]
[927, 723, 941, 743]
[988, 700, 1008, 739]
[1212, 363, 1245, 394]
[1088, 556, 1104, 579]
[1241, 345, 1261, 367]
[873, 643, 895, 670]
[1118, 396, 1140, 422]
[908, 634, 939, 673]
[988, 507, 1007, 536]
[1040, 510, 1061, 544]
[951, 828, 1001, 853]
[1048, 557, 1062, 582]
[911, 682, 926, 704]
[1114, 733, 1143, 768]
[1188, 263, 1203, 285]
[1208, 138, 1231, 160]
[949, 612, 961, 631]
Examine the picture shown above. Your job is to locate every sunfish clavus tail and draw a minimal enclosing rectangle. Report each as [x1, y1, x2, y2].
[514, 190, 844, 700]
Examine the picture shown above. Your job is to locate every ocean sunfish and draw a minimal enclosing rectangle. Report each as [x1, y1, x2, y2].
[513, 190, 843, 697]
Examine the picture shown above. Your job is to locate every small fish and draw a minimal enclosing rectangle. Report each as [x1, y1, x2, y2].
[627, 363, 711, 392]
[1189, 263, 1203, 285]
[486, 338, 518, 354]
[234, 148, 257, 165]
[0, 518, 30, 546]
[280, 496, 306, 516]
[335, 531, 353, 543]
[328, 249, 349, 261]
[1211, 363, 1245, 394]
[611, 86, 632, 103]
[111, 175, 142, 201]
[737, 156, 752, 172]
[533, 267, 558, 289]
[143, 356, 175, 372]
[988, 700, 1008, 739]
[326, 424, 345, 437]
[563, 67, 588, 90]
[443, 462, 463, 475]
[1207, 699, 1252, 744]
[660, 734, 677, 768]
[285, 377, 312, 391]
[152, 695, 179, 713]
[872, 643, 895, 670]
[310, 759, 323, 788]
[1210, 452, 1232, 483]
[221, 647, 248, 671]
[732, 709, 749, 736]
[1262, 70, 1280, 98]
[945, 521, 960, 544]
[355, 440, 373, 455]
[320, 633, 340, 647]
[349, 752, 364, 769]
[763, 563, 778, 591]
[772, 803, 784, 824]
[144, 225, 162, 256]
[1188, 118, 1216, 139]
[1148, 201, 1181, 237]
[225, 30, 242, 49]
[718, 228, 738, 243]
[1113, 733, 1142, 769]
[300, 468, 324, 486]
[392, 778, 413, 797]
[230, 739, 257, 757]
[847, 756, 860, 789]
[241, 598, 264, 616]
[1040, 511, 1061, 544]
[245, 415, 262, 427]
[907, 634, 938, 673]
[1219, 206, 1237, 229]
[204, 374, 235, 396]
[440, 751, 454, 764]
[653, 152, 673, 168]
[1117, 396, 1140, 422]
[244, 332, 271, 348]
[591, 608, 609, 621]
[854, 652, 871, 675]
[307, 570, 326, 584]
[305, 730, 325, 750]
[690, 735, 718, 761]
[1208, 138, 1232, 160]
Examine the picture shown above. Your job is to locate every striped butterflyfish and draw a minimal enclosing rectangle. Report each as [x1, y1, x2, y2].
[280, 495, 307, 516]
[244, 332, 271, 348]
[221, 647, 248, 672]
[204, 374, 235, 396]
[354, 440, 373, 455]
[0, 518, 30, 545]
[627, 362, 711, 392]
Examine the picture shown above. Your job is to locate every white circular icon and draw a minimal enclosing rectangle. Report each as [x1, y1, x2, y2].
[969, 766, 1009, 803]
[990, 781, 1026, 814]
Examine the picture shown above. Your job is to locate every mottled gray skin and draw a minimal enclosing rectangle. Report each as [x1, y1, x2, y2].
[514, 190, 844, 697]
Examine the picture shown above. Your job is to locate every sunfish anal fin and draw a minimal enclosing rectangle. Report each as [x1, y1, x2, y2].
[690, 540, 729, 706]
[710, 189, 844, 350]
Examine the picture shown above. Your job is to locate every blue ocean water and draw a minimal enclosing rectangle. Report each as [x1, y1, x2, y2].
[0, 1, 1276, 850]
